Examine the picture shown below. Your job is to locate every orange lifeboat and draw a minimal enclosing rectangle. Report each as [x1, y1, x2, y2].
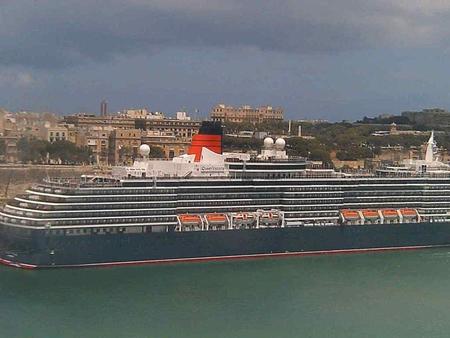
[179, 214, 202, 226]
[400, 209, 417, 218]
[382, 209, 399, 219]
[205, 213, 228, 226]
[341, 209, 360, 221]
[362, 210, 379, 220]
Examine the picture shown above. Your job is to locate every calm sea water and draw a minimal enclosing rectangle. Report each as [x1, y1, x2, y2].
[1, 249, 450, 338]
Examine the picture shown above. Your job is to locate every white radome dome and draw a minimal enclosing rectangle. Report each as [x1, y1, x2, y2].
[263, 137, 274, 148]
[139, 144, 151, 157]
[275, 138, 286, 149]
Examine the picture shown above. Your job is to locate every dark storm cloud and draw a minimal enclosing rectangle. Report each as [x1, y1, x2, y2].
[1, 0, 448, 69]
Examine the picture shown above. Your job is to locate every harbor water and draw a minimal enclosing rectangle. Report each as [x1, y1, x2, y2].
[2, 249, 450, 338]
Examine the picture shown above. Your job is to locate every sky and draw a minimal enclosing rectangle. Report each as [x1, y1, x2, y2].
[2, 0, 450, 121]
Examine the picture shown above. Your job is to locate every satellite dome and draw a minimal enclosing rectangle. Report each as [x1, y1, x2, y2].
[139, 144, 150, 157]
[263, 137, 274, 148]
[275, 138, 286, 149]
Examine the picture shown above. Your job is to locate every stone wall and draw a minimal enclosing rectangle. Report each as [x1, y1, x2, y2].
[0, 165, 104, 201]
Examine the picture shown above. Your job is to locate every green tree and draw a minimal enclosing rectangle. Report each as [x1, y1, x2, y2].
[287, 137, 332, 164]
[0, 139, 6, 156]
[17, 137, 48, 163]
[222, 136, 263, 152]
[118, 145, 134, 164]
[149, 146, 165, 158]
[46, 140, 91, 164]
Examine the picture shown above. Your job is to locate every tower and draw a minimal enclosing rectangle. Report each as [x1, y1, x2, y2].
[100, 100, 107, 117]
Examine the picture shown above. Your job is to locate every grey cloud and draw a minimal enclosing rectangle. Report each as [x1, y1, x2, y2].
[1, 0, 449, 69]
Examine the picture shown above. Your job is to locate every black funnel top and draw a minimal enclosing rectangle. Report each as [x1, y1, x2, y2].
[199, 121, 223, 135]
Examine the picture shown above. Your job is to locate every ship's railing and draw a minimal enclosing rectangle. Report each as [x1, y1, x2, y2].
[39, 169, 450, 187]
[42, 177, 122, 188]
[226, 157, 307, 163]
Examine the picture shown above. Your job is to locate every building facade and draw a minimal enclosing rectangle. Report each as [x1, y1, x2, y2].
[141, 130, 190, 158]
[108, 129, 142, 165]
[86, 127, 112, 165]
[41, 125, 69, 143]
[0, 135, 18, 163]
[210, 104, 283, 123]
[63, 114, 200, 137]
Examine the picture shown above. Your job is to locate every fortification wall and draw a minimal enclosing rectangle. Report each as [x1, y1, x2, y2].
[0, 165, 105, 200]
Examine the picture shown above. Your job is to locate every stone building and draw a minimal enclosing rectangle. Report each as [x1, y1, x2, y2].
[0, 134, 18, 163]
[86, 127, 112, 165]
[141, 130, 190, 158]
[108, 129, 142, 165]
[63, 114, 200, 138]
[121, 108, 164, 119]
[210, 104, 283, 123]
[40, 124, 69, 143]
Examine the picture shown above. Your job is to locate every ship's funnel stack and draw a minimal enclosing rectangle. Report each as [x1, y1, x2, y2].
[188, 121, 223, 162]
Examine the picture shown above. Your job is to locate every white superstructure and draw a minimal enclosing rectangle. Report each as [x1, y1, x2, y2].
[112, 137, 291, 179]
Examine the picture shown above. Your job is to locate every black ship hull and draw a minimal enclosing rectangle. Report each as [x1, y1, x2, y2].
[1, 222, 450, 268]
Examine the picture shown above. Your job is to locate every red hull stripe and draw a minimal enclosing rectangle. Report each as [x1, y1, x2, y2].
[64, 245, 445, 268]
[1, 244, 447, 270]
[0, 257, 36, 269]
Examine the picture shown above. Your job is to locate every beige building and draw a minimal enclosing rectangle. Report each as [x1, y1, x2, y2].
[65, 124, 85, 146]
[63, 113, 200, 165]
[142, 119, 199, 139]
[63, 114, 200, 138]
[141, 130, 190, 158]
[121, 109, 165, 120]
[0, 112, 18, 137]
[108, 129, 142, 165]
[86, 127, 112, 165]
[40, 125, 69, 143]
[64, 114, 136, 130]
[0, 134, 18, 163]
[374, 146, 419, 163]
[210, 104, 283, 123]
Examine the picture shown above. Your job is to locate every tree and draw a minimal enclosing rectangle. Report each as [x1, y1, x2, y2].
[46, 140, 91, 164]
[222, 136, 263, 152]
[0, 139, 5, 156]
[17, 137, 48, 163]
[17, 137, 92, 164]
[149, 146, 165, 158]
[287, 137, 332, 164]
[118, 145, 134, 165]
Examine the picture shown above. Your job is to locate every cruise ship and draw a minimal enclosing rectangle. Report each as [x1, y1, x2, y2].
[2, 122, 450, 269]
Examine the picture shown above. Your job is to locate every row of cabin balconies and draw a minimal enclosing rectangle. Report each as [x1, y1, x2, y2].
[10, 195, 450, 216]
[0, 214, 177, 228]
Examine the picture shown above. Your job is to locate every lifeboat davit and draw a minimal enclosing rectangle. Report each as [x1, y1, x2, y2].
[400, 209, 418, 218]
[382, 209, 399, 219]
[233, 213, 256, 226]
[205, 213, 228, 226]
[341, 209, 360, 221]
[179, 214, 202, 226]
[259, 210, 280, 226]
[362, 210, 379, 220]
